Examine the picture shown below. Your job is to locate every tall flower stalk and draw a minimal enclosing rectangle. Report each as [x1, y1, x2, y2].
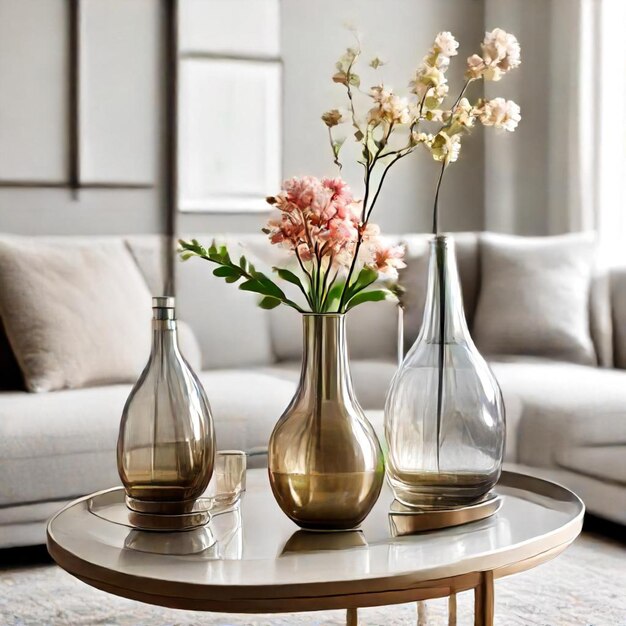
[179, 28, 521, 324]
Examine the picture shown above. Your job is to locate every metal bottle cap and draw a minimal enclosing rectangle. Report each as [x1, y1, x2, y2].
[152, 296, 175, 309]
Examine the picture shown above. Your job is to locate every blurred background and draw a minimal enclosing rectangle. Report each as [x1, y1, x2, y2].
[1, 0, 623, 258]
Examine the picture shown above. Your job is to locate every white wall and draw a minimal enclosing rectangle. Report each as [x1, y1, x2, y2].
[0, 0, 487, 238]
[484, 0, 552, 235]
[0, 0, 165, 235]
[183, 0, 487, 236]
[280, 0, 486, 235]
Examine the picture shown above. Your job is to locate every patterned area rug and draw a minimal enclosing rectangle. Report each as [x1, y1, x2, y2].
[1, 533, 624, 626]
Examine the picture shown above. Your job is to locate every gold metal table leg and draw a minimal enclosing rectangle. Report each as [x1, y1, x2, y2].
[474, 570, 494, 626]
[417, 600, 428, 625]
[448, 592, 457, 626]
[346, 607, 358, 626]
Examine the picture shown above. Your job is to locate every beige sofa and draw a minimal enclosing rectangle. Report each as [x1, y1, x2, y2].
[0, 232, 624, 548]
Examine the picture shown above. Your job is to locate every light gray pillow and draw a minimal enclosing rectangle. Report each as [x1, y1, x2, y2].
[0, 237, 154, 392]
[473, 232, 597, 365]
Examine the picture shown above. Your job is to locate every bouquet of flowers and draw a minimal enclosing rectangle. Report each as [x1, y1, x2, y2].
[179, 28, 520, 312]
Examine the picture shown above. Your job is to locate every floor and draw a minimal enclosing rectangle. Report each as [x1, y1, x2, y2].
[0, 519, 624, 626]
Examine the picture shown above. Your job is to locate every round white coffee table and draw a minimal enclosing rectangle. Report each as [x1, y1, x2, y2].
[47, 470, 584, 626]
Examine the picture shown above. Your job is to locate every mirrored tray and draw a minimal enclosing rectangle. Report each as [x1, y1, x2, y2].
[88, 487, 240, 532]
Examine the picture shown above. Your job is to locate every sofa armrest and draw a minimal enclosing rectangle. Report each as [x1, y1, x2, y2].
[610, 266, 626, 368]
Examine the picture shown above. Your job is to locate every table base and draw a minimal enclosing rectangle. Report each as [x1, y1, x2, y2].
[345, 570, 494, 625]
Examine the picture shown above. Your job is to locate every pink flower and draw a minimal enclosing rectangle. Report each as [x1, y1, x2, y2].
[265, 176, 362, 270]
[359, 224, 406, 279]
[371, 242, 406, 278]
[322, 177, 353, 206]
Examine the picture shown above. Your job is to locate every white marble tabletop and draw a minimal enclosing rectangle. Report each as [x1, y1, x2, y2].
[46, 469, 584, 613]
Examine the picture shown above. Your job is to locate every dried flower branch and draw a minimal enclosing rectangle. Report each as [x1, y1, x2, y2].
[179, 27, 521, 316]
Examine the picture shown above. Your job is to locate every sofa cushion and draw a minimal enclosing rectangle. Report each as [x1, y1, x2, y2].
[177, 321, 202, 372]
[610, 265, 626, 369]
[124, 234, 168, 295]
[176, 235, 275, 370]
[555, 445, 626, 487]
[0, 370, 296, 507]
[473, 232, 597, 366]
[400, 233, 480, 349]
[489, 357, 626, 467]
[0, 236, 153, 392]
[0, 384, 131, 506]
[259, 358, 398, 412]
[198, 370, 295, 452]
[589, 269, 613, 368]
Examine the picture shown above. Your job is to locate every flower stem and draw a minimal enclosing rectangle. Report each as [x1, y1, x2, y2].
[450, 78, 472, 112]
[338, 148, 411, 312]
[432, 160, 447, 236]
[435, 236, 446, 471]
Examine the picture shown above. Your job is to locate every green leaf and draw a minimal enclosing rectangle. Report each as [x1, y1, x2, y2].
[255, 275, 286, 299]
[332, 138, 346, 157]
[225, 275, 240, 284]
[258, 296, 282, 310]
[239, 279, 263, 294]
[274, 267, 304, 289]
[347, 266, 378, 297]
[346, 289, 395, 311]
[217, 245, 231, 264]
[179, 252, 193, 261]
[213, 266, 239, 278]
[324, 280, 346, 311]
[239, 278, 285, 300]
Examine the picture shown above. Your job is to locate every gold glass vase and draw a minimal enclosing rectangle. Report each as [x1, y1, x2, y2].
[117, 296, 215, 514]
[268, 313, 384, 531]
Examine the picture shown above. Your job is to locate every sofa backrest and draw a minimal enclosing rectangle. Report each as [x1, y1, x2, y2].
[0, 232, 618, 381]
[610, 266, 626, 368]
[128, 231, 618, 370]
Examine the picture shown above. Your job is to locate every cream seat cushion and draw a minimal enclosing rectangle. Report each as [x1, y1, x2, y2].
[0, 370, 296, 507]
[489, 357, 626, 467]
[0, 237, 153, 392]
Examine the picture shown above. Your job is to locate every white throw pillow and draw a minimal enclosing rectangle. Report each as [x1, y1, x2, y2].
[0, 237, 153, 392]
[473, 232, 597, 365]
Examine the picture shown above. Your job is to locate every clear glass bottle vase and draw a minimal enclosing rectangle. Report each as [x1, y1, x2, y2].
[268, 313, 384, 531]
[117, 296, 215, 514]
[384, 235, 505, 508]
